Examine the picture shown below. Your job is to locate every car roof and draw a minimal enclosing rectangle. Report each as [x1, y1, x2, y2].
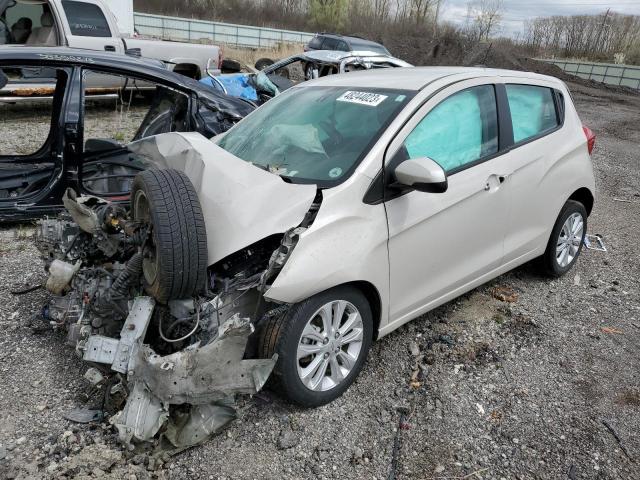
[0, 46, 199, 86]
[301, 49, 408, 65]
[301, 66, 564, 91]
[317, 33, 384, 47]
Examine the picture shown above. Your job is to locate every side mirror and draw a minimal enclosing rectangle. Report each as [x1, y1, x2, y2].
[394, 157, 447, 193]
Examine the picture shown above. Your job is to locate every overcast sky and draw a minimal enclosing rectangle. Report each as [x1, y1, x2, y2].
[440, 0, 640, 38]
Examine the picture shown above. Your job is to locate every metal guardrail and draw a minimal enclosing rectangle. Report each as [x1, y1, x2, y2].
[540, 59, 640, 90]
[133, 12, 315, 48]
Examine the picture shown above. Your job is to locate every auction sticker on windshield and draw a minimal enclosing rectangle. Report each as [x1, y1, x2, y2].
[337, 91, 388, 107]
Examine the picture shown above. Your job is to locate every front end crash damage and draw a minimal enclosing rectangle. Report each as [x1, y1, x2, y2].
[33, 132, 320, 452]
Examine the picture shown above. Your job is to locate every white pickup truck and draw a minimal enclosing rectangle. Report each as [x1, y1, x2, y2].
[0, 0, 221, 78]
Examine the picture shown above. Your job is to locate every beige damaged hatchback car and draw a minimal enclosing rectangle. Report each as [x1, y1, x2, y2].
[33, 68, 596, 444]
[213, 67, 597, 406]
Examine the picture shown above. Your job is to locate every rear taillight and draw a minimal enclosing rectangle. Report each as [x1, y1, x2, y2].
[583, 126, 596, 155]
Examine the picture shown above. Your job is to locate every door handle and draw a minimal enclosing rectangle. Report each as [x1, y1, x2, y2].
[485, 174, 509, 191]
[104, 45, 116, 52]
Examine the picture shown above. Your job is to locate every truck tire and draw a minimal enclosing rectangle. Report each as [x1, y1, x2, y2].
[221, 59, 242, 73]
[255, 58, 275, 70]
[131, 169, 208, 303]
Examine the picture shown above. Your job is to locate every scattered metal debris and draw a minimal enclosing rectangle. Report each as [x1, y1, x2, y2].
[584, 234, 607, 252]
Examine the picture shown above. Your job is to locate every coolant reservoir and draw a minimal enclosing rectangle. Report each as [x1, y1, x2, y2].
[46, 260, 81, 295]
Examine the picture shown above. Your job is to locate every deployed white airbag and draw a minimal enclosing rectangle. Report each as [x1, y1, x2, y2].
[128, 132, 317, 265]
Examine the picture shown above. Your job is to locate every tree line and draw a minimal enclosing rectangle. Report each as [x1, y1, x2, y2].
[133, 0, 640, 65]
[524, 10, 640, 64]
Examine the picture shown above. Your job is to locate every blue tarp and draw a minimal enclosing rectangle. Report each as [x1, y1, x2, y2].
[200, 74, 259, 102]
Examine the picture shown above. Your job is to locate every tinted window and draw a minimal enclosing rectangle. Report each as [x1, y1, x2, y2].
[321, 37, 339, 50]
[308, 36, 323, 49]
[61, 0, 111, 37]
[403, 85, 498, 173]
[506, 84, 558, 143]
[337, 41, 350, 52]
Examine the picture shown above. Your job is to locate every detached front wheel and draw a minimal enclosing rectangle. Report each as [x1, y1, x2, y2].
[259, 286, 373, 407]
[131, 169, 208, 303]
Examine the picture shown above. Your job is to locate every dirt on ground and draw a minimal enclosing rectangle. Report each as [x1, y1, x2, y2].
[1, 79, 639, 480]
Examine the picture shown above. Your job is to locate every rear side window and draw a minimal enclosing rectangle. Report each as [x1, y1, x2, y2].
[61, 0, 111, 37]
[506, 84, 559, 143]
[308, 36, 323, 49]
[321, 37, 339, 50]
[403, 85, 498, 173]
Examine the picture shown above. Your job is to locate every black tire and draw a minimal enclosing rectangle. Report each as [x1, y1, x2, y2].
[541, 200, 587, 277]
[255, 57, 275, 70]
[131, 169, 208, 303]
[258, 286, 373, 407]
[221, 58, 242, 73]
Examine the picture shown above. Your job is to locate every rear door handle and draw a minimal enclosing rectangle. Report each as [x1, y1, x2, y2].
[485, 174, 510, 191]
[104, 45, 116, 52]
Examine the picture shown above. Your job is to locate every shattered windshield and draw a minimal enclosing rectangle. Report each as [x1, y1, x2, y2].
[217, 86, 413, 186]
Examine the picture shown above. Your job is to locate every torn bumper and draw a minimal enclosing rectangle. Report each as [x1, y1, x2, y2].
[81, 296, 276, 449]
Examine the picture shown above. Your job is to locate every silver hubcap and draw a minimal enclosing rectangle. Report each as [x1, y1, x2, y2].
[556, 212, 584, 268]
[296, 300, 364, 392]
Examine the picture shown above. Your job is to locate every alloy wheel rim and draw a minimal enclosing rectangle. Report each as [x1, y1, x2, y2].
[133, 190, 158, 285]
[296, 300, 364, 392]
[556, 212, 584, 268]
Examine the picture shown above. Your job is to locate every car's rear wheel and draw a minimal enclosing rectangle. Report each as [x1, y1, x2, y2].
[541, 200, 587, 276]
[259, 286, 373, 407]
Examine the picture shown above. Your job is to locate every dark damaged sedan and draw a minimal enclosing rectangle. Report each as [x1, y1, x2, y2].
[0, 47, 255, 221]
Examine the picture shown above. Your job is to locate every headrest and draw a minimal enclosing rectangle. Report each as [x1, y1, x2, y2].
[14, 17, 32, 29]
[41, 11, 54, 28]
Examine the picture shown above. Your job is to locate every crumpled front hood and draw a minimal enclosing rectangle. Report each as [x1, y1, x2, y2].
[128, 132, 317, 265]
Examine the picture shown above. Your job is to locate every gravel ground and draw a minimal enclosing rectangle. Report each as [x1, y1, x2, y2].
[0, 82, 639, 480]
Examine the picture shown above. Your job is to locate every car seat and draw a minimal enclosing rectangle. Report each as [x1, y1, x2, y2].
[26, 11, 56, 46]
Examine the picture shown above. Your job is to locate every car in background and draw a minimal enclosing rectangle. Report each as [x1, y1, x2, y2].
[0, 47, 255, 221]
[201, 50, 412, 103]
[305, 33, 391, 56]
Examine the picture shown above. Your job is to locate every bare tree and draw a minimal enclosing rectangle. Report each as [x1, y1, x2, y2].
[465, 0, 503, 41]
